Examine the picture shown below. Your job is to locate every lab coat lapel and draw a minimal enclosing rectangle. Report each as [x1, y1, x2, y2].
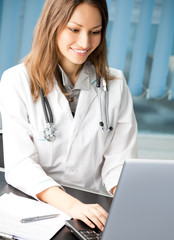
[54, 82, 73, 121]
[69, 85, 97, 145]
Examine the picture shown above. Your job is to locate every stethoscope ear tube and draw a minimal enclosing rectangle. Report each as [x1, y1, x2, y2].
[104, 90, 113, 131]
[97, 79, 113, 132]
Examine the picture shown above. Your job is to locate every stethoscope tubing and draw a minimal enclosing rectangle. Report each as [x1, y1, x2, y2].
[40, 78, 112, 141]
[97, 79, 112, 132]
[40, 88, 53, 123]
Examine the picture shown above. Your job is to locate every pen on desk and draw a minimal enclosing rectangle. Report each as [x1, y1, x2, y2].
[0, 232, 26, 240]
[20, 213, 60, 223]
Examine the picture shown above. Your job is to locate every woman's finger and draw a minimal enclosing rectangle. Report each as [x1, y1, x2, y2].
[88, 205, 107, 227]
[94, 203, 108, 218]
[85, 211, 104, 231]
[78, 214, 95, 229]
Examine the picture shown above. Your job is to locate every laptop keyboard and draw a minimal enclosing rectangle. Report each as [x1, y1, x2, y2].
[79, 229, 102, 240]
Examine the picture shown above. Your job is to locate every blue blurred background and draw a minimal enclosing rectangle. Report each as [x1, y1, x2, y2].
[0, 0, 174, 159]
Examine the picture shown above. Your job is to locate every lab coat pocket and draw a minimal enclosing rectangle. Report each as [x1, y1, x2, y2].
[32, 130, 53, 167]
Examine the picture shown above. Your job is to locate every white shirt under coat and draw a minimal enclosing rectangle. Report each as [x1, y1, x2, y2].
[0, 62, 138, 198]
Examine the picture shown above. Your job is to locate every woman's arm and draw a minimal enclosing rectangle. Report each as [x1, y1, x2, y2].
[37, 186, 108, 231]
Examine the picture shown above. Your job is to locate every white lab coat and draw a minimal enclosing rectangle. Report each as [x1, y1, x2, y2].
[0, 63, 138, 198]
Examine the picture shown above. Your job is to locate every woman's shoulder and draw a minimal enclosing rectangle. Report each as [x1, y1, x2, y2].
[1, 63, 28, 78]
[108, 67, 124, 80]
[1, 63, 30, 87]
[107, 67, 128, 93]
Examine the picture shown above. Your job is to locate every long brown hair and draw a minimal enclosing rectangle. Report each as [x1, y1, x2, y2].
[24, 0, 113, 102]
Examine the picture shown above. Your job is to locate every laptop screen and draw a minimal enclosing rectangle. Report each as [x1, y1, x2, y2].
[102, 158, 174, 240]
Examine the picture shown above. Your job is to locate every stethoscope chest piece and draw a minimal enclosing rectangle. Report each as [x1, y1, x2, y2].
[44, 123, 56, 142]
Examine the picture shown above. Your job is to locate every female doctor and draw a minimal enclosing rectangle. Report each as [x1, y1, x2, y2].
[0, 0, 138, 232]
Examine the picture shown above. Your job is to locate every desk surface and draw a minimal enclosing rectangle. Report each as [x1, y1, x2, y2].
[0, 171, 112, 240]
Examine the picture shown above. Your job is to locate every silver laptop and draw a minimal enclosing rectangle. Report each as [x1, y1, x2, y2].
[66, 159, 174, 240]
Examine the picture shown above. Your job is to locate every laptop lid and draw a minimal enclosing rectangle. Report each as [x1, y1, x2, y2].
[102, 158, 174, 240]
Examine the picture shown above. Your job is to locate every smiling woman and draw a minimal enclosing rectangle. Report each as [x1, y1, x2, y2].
[0, 0, 138, 233]
[56, 3, 102, 84]
[25, 0, 111, 102]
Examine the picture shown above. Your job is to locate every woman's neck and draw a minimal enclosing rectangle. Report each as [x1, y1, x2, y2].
[59, 60, 83, 85]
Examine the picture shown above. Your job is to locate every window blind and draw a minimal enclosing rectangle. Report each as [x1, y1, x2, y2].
[0, 0, 174, 100]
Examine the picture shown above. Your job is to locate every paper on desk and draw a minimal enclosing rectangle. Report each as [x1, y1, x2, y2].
[0, 193, 70, 240]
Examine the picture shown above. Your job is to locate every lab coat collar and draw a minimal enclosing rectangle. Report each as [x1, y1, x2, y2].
[58, 61, 97, 91]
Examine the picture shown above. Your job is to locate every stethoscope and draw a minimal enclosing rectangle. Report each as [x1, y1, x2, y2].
[40, 88, 56, 142]
[40, 79, 113, 142]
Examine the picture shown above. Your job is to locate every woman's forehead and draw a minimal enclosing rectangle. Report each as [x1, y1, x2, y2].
[68, 3, 102, 28]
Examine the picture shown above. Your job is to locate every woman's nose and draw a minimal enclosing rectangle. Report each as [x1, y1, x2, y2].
[78, 32, 90, 49]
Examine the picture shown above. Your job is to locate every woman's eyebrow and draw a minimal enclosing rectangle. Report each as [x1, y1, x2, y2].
[69, 21, 102, 29]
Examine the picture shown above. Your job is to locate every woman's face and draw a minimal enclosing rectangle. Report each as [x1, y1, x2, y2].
[56, 3, 102, 69]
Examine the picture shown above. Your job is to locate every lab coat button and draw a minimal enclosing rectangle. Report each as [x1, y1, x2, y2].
[66, 167, 75, 175]
[70, 168, 77, 175]
[66, 167, 78, 175]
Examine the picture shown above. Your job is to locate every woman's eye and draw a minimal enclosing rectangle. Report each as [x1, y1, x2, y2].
[69, 28, 79, 33]
[91, 30, 101, 35]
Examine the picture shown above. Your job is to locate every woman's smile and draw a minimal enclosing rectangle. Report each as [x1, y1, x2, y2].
[70, 47, 90, 56]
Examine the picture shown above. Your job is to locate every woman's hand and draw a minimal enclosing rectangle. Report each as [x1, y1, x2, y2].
[37, 186, 108, 231]
[68, 200, 108, 231]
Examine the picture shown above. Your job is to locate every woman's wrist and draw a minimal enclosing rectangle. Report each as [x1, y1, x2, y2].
[36, 186, 81, 215]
